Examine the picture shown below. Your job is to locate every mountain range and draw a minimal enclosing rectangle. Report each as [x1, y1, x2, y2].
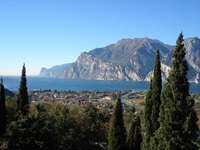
[40, 37, 200, 83]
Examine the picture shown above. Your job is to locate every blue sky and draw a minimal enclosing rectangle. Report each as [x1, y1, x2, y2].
[0, 0, 200, 75]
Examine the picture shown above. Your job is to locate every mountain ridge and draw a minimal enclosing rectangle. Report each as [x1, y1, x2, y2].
[40, 37, 200, 83]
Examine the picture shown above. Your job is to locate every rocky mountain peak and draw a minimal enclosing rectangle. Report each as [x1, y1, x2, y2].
[40, 37, 200, 83]
[115, 37, 157, 47]
[184, 37, 200, 43]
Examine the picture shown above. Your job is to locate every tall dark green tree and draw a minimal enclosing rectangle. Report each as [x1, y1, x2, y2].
[150, 49, 162, 133]
[142, 79, 153, 150]
[107, 93, 126, 150]
[0, 78, 6, 136]
[19, 64, 29, 115]
[126, 116, 142, 150]
[143, 79, 153, 143]
[151, 33, 198, 150]
[143, 49, 162, 148]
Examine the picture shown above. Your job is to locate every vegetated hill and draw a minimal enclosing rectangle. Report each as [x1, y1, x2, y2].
[5, 88, 15, 97]
[40, 37, 200, 83]
[40, 63, 72, 78]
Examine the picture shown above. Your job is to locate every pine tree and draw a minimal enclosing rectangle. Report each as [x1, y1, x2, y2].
[152, 33, 198, 150]
[143, 49, 162, 148]
[107, 92, 126, 150]
[0, 78, 6, 135]
[126, 115, 142, 150]
[19, 64, 29, 115]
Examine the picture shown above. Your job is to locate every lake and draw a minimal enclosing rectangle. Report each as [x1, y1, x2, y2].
[2, 76, 200, 93]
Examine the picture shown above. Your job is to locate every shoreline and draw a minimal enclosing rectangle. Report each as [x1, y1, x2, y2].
[2, 76, 200, 93]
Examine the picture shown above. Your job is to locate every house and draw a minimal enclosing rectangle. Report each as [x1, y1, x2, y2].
[103, 93, 114, 100]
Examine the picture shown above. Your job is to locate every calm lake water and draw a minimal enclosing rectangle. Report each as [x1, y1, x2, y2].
[2, 76, 200, 93]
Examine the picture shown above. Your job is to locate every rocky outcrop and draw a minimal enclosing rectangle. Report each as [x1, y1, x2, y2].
[144, 63, 171, 81]
[65, 52, 141, 80]
[195, 73, 200, 83]
[184, 37, 200, 72]
[40, 63, 72, 78]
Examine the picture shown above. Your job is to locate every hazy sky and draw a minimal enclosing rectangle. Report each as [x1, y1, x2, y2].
[0, 0, 200, 75]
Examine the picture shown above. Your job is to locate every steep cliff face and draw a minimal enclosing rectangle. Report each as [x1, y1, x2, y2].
[40, 63, 72, 78]
[40, 37, 200, 83]
[65, 52, 141, 80]
[184, 37, 200, 71]
[184, 37, 200, 82]
[144, 63, 171, 81]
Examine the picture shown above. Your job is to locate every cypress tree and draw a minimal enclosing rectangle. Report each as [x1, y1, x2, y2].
[150, 49, 162, 133]
[143, 49, 162, 149]
[152, 33, 198, 150]
[19, 64, 29, 115]
[0, 78, 6, 136]
[107, 92, 126, 150]
[126, 115, 142, 150]
[144, 79, 153, 142]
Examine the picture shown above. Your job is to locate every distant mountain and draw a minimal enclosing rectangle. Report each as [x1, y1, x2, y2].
[40, 63, 72, 78]
[40, 37, 200, 83]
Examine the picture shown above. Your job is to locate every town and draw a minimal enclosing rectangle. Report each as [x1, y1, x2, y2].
[24, 89, 200, 115]
[24, 89, 146, 114]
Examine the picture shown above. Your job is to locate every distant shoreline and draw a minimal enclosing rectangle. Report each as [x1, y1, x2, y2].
[2, 76, 200, 93]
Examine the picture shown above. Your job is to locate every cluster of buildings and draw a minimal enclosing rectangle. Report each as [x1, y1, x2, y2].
[28, 90, 117, 109]
[27, 90, 135, 114]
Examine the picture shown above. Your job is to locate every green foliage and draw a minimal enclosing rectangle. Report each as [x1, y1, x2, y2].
[6, 96, 18, 127]
[150, 49, 162, 133]
[126, 116, 142, 150]
[144, 79, 153, 143]
[98, 107, 111, 144]
[0, 78, 6, 136]
[8, 103, 55, 150]
[195, 130, 200, 148]
[124, 114, 133, 131]
[152, 33, 198, 150]
[77, 104, 103, 149]
[19, 64, 29, 115]
[107, 93, 126, 150]
[8, 102, 107, 150]
[143, 49, 162, 148]
[81, 105, 101, 140]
